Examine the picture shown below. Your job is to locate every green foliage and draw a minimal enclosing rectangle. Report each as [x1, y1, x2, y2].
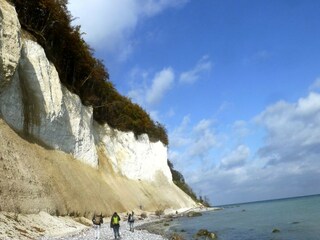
[198, 195, 211, 207]
[167, 160, 198, 201]
[168, 160, 211, 206]
[155, 208, 164, 217]
[11, 0, 168, 145]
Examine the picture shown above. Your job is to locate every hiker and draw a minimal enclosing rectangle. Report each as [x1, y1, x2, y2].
[128, 211, 135, 232]
[110, 212, 121, 239]
[92, 213, 103, 240]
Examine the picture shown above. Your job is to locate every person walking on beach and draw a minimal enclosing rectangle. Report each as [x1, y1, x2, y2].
[128, 211, 135, 232]
[110, 212, 121, 239]
[92, 213, 103, 239]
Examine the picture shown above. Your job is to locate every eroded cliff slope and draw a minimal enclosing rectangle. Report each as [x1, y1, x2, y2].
[0, 0, 196, 215]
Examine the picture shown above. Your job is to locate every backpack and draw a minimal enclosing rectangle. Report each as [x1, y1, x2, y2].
[93, 215, 103, 225]
[112, 215, 119, 225]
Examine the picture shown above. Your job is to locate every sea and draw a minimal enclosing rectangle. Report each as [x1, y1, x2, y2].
[166, 194, 320, 240]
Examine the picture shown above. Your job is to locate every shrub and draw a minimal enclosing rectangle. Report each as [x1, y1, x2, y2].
[155, 209, 164, 217]
[11, 0, 168, 146]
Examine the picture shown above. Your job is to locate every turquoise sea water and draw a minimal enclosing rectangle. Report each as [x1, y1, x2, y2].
[168, 194, 320, 239]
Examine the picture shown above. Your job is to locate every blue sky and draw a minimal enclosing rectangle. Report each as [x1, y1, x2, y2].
[68, 0, 320, 205]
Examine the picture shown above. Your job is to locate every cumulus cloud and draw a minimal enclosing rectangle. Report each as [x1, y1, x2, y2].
[220, 145, 250, 170]
[232, 120, 250, 140]
[188, 120, 218, 157]
[255, 92, 320, 165]
[170, 92, 320, 205]
[169, 116, 220, 175]
[68, 0, 137, 52]
[190, 161, 320, 205]
[68, 0, 189, 59]
[127, 67, 175, 107]
[179, 55, 212, 84]
[127, 56, 212, 108]
[146, 68, 175, 105]
[170, 116, 192, 148]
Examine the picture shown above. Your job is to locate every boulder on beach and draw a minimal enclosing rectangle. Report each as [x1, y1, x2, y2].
[170, 233, 184, 240]
[195, 229, 217, 239]
[186, 211, 202, 217]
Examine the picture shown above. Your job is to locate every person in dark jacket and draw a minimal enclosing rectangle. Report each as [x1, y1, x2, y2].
[128, 211, 135, 232]
[110, 212, 121, 239]
[92, 213, 103, 239]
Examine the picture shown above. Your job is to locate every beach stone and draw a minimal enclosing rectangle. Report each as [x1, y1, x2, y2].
[196, 229, 209, 236]
[40, 221, 168, 240]
[170, 233, 184, 240]
[186, 211, 202, 217]
[208, 232, 217, 239]
[196, 229, 217, 239]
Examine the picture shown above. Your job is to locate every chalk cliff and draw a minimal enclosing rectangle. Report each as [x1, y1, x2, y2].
[0, 0, 195, 215]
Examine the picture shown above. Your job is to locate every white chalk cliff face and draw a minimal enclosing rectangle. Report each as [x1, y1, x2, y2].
[0, 0, 172, 182]
[95, 123, 172, 181]
[0, 39, 98, 168]
[0, 0, 21, 92]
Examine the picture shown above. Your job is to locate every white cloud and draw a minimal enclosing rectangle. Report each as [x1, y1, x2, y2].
[179, 55, 212, 84]
[220, 145, 250, 170]
[188, 119, 217, 157]
[170, 92, 320, 205]
[68, 0, 189, 60]
[255, 92, 320, 161]
[169, 116, 220, 175]
[232, 120, 250, 139]
[68, 0, 137, 53]
[127, 67, 174, 107]
[296, 92, 320, 116]
[170, 115, 192, 148]
[142, 0, 189, 16]
[146, 68, 175, 105]
[309, 78, 320, 91]
[194, 119, 212, 133]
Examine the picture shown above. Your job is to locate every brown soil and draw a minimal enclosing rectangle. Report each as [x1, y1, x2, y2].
[0, 118, 193, 217]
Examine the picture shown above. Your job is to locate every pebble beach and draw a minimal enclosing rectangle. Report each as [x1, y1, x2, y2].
[0, 207, 212, 239]
[40, 220, 168, 240]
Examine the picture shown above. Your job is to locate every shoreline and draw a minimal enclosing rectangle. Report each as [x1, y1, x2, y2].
[0, 206, 219, 239]
[138, 206, 220, 239]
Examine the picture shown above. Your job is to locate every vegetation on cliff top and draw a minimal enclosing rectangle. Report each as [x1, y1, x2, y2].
[10, 0, 168, 145]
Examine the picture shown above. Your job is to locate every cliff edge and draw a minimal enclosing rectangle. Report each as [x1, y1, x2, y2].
[0, 0, 196, 216]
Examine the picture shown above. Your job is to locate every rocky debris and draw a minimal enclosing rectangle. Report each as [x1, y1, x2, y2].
[272, 228, 280, 233]
[186, 211, 202, 217]
[195, 229, 217, 239]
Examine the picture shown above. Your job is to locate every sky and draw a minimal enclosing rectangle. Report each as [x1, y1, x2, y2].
[68, 0, 320, 205]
